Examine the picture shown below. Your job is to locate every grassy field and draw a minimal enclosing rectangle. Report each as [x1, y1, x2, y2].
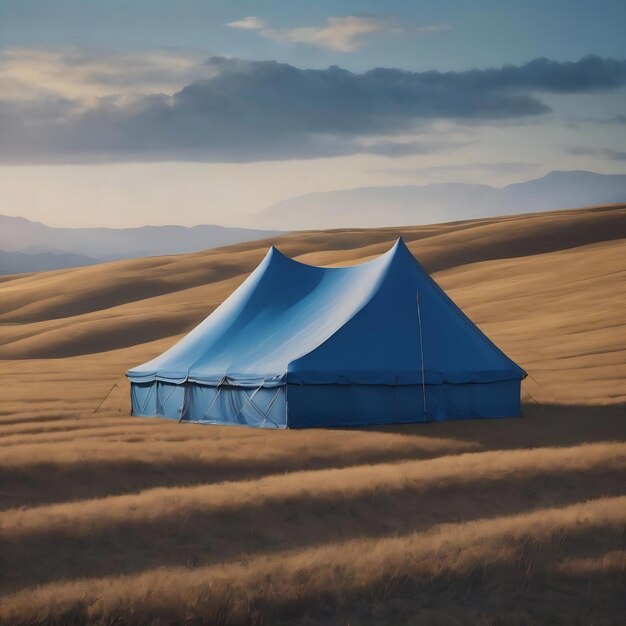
[1, 204, 625, 624]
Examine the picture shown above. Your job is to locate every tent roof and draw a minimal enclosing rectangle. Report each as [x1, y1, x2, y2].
[127, 239, 525, 387]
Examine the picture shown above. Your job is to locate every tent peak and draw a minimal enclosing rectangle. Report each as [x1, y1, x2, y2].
[392, 236, 410, 248]
[266, 244, 291, 262]
[387, 236, 417, 263]
[265, 238, 414, 271]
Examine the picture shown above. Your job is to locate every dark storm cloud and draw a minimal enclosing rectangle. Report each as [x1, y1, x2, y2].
[1, 55, 625, 163]
[471, 55, 626, 92]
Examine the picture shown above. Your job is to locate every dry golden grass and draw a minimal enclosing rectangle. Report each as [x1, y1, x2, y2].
[0, 204, 625, 624]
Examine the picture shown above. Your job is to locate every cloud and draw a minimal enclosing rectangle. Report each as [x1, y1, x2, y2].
[0, 48, 214, 103]
[353, 139, 469, 158]
[227, 16, 267, 30]
[1, 55, 625, 164]
[508, 56, 626, 92]
[227, 16, 261, 30]
[372, 162, 539, 177]
[563, 145, 626, 161]
[227, 15, 447, 52]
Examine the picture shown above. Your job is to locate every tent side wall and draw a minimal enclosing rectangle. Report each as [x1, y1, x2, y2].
[130, 380, 287, 428]
[286, 380, 521, 428]
[130, 379, 521, 428]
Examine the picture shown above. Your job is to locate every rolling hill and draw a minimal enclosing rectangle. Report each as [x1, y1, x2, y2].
[0, 204, 624, 625]
[0, 215, 281, 275]
[253, 170, 626, 229]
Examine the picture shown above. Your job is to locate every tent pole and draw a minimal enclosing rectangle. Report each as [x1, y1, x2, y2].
[417, 291, 427, 420]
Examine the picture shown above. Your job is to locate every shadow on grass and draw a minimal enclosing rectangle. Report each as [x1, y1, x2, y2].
[2, 459, 623, 593]
[2, 403, 623, 512]
[361, 402, 626, 450]
[2, 514, 624, 626]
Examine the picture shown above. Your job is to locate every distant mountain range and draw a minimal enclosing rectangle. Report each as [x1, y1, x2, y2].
[252, 171, 626, 230]
[0, 218, 281, 275]
[0, 249, 98, 275]
[3, 170, 625, 276]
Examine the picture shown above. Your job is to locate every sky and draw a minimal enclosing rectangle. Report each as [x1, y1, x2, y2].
[1, 0, 625, 228]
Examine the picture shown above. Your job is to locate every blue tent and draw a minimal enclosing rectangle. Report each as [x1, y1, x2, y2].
[127, 239, 525, 428]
